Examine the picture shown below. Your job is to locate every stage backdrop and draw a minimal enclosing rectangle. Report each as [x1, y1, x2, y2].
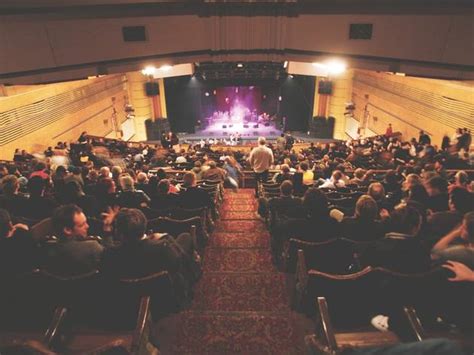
[164, 75, 314, 134]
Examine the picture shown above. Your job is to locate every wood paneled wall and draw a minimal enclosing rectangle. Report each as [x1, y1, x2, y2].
[351, 70, 474, 146]
[0, 74, 129, 160]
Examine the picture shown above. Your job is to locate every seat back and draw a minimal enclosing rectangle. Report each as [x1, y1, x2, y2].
[30, 218, 53, 241]
[147, 216, 205, 245]
[289, 238, 359, 274]
[0, 270, 59, 331]
[306, 267, 385, 325]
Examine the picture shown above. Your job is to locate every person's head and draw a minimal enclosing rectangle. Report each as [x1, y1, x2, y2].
[354, 168, 366, 180]
[157, 179, 170, 194]
[69, 166, 81, 176]
[303, 188, 329, 218]
[389, 203, 422, 236]
[55, 165, 67, 177]
[52, 204, 89, 239]
[114, 208, 147, 243]
[96, 177, 116, 195]
[119, 175, 135, 192]
[384, 170, 398, 186]
[454, 171, 469, 187]
[449, 187, 474, 214]
[300, 162, 309, 172]
[136, 172, 148, 184]
[460, 212, 474, 243]
[34, 162, 46, 172]
[111, 166, 122, 179]
[403, 174, 422, 191]
[99, 166, 110, 178]
[258, 137, 266, 146]
[408, 184, 429, 206]
[27, 176, 46, 197]
[355, 195, 378, 220]
[1, 175, 19, 196]
[280, 180, 294, 197]
[368, 182, 385, 202]
[0, 209, 13, 239]
[208, 161, 217, 169]
[280, 164, 290, 174]
[63, 181, 83, 201]
[332, 170, 342, 182]
[425, 176, 448, 197]
[156, 168, 167, 181]
[183, 172, 197, 187]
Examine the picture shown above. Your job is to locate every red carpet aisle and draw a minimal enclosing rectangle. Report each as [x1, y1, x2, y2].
[155, 189, 311, 354]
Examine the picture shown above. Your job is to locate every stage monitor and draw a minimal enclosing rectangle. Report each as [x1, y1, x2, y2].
[318, 81, 333, 95]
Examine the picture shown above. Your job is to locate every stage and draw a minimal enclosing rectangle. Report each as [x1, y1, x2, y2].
[176, 130, 337, 145]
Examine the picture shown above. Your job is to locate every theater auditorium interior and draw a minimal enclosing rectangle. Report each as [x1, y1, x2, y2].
[0, 0, 473, 354]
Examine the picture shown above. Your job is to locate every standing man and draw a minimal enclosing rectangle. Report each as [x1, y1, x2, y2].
[248, 137, 274, 197]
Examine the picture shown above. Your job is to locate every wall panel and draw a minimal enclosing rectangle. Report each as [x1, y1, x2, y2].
[351, 70, 474, 146]
[0, 74, 128, 159]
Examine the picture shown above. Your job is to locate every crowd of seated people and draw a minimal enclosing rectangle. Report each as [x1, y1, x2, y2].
[0, 126, 472, 352]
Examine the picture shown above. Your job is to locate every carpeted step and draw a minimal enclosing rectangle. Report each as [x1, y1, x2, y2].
[220, 211, 259, 220]
[209, 232, 269, 248]
[192, 272, 288, 312]
[215, 220, 267, 233]
[220, 203, 257, 212]
[155, 311, 307, 355]
[203, 248, 275, 273]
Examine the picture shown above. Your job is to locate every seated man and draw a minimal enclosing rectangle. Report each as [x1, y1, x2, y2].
[0, 175, 28, 217]
[201, 161, 226, 182]
[427, 187, 474, 247]
[340, 195, 386, 242]
[39, 204, 105, 276]
[178, 172, 214, 210]
[272, 188, 340, 258]
[272, 164, 292, 184]
[359, 203, 432, 273]
[100, 208, 195, 278]
[150, 179, 179, 211]
[425, 175, 449, 212]
[0, 209, 38, 276]
[116, 175, 151, 209]
[266, 180, 303, 220]
[431, 211, 474, 269]
[22, 176, 58, 220]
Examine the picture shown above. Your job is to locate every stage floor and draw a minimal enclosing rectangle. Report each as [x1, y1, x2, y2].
[179, 122, 282, 141]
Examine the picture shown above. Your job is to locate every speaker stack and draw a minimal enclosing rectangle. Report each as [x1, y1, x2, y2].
[145, 118, 170, 141]
[308, 116, 335, 139]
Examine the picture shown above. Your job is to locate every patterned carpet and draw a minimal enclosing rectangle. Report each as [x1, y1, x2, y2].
[155, 189, 311, 354]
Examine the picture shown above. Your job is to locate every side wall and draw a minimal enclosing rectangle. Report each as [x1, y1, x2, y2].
[351, 70, 474, 146]
[0, 74, 129, 160]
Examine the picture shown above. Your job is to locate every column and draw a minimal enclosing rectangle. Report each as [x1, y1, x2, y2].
[327, 70, 353, 140]
[126, 71, 153, 141]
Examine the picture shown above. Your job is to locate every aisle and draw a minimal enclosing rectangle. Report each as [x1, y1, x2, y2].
[155, 189, 310, 354]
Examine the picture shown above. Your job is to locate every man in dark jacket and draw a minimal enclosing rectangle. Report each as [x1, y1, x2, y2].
[341, 195, 386, 242]
[178, 172, 214, 210]
[359, 204, 432, 273]
[39, 205, 105, 276]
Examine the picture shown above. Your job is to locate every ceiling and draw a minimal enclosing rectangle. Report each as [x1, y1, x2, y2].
[0, 0, 471, 15]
